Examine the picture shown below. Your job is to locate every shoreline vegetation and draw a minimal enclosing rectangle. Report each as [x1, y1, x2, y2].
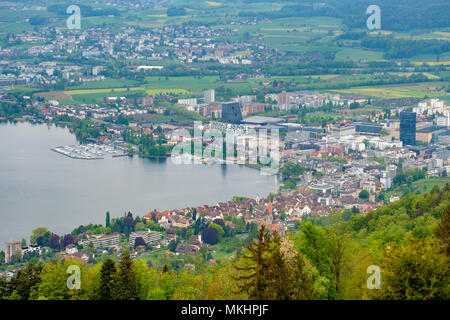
[0, 185, 449, 300]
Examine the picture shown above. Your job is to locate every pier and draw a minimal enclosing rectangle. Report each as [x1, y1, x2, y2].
[51, 143, 126, 160]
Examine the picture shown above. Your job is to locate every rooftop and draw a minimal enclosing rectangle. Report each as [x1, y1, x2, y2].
[242, 116, 285, 125]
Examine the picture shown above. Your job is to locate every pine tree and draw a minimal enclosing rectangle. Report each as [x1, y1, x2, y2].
[233, 225, 275, 299]
[111, 253, 139, 300]
[105, 211, 110, 228]
[99, 259, 116, 300]
[266, 237, 314, 300]
[233, 226, 314, 300]
[5, 263, 43, 300]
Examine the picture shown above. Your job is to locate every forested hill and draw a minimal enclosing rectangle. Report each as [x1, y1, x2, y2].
[307, 182, 449, 250]
[1, 184, 449, 300]
[239, 0, 450, 31]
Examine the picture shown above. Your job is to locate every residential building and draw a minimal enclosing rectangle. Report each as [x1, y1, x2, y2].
[129, 230, 162, 247]
[81, 233, 120, 249]
[204, 89, 215, 104]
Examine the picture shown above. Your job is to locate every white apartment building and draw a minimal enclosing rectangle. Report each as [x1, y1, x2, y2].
[129, 230, 162, 247]
[204, 89, 215, 104]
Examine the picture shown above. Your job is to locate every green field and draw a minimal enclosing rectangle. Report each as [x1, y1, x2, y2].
[386, 177, 450, 200]
[335, 48, 384, 62]
[328, 82, 450, 99]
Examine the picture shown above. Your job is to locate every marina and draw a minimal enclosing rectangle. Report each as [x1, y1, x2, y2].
[51, 143, 126, 160]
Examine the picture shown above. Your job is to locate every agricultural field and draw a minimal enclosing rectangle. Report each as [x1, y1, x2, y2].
[334, 48, 384, 62]
[328, 82, 450, 99]
[28, 71, 450, 104]
[68, 79, 142, 90]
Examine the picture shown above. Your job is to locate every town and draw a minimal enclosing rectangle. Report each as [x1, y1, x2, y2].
[2, 92, 449, 277]
[0, 0, 449, 302]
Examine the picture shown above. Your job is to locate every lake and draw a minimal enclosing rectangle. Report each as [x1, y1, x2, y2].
[0, 122, 279, 249]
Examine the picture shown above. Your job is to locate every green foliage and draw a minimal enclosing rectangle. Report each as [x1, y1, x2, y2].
[435, 203, 450, 256]
[105, 212, 110, 228]
[71, 119, 101, 144]
[3, 263, 42, 300]
[322, 155, 348, 164]
[111, 253, 139, 300]
[99, 259, 116, 300]
[233, 226, 314, 300]
[280, 163, 311, 181]
[393, 168, 427, 188]
[29, 260, 76, 300]
[2, 186, 449, 301]
[30, 227, 49, 245]
[368, 239, 449, 300]
[296, 222, 336, 299]
[209, 223, 225, 241]
[358, 190, 369, 199]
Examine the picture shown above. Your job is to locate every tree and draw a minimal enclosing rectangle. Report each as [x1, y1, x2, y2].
[359, 190, 369, 199]
[99, 259, 116, 300]
[297, 222, 336, 299]
[0, 275, 7, 299]
[111, 253, 139, 300]
[233, 226, 276, 299]
[30, 227, 49, 245]
[106, 211, 110, 228]
[123, 216, 136, 236]
[202, 226, 219, 245]
[325, 225, 353, 297]
[134, 237, 146, 248]
[4, 263, 43, 300]
[368, 239, 449, 300]
[29, 261, 70, 300]
[62, 234, 75, 248]
[135, 222, 146, 231]
[233, 226, 314, 300]
[435, 203, 450, 256]
[48, 234, 61, 250]
[168, 239, 179, 252]
[209, 223, 225, 240]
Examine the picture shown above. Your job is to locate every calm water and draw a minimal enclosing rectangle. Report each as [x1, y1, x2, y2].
[0, 122, 279, 248]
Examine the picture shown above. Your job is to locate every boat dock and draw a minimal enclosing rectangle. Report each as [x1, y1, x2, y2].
[51, 143, 126, 160]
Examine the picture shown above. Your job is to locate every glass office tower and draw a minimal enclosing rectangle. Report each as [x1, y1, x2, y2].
[221, 102, 242, 124]
[400, 111, 416, 146]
